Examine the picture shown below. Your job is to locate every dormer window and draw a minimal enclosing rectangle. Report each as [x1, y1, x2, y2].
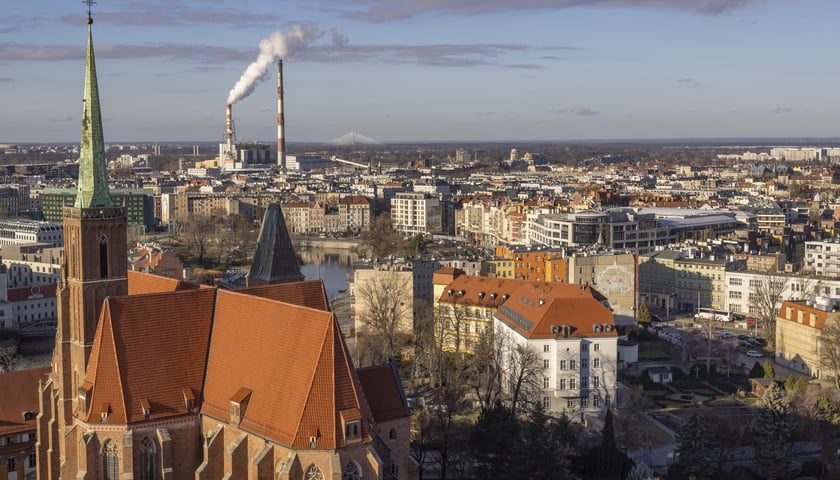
[230, 387, 252, 425]
[345, 420, 361, 443]
[141, 399, 151, 420]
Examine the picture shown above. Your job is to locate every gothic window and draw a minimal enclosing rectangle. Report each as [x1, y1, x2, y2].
[139, 437, 155, 480]
[103, 440, 119, 480]
[99, 235, 108, 278]
[304, 464, 324, 480]
[342, 461, 361, 480]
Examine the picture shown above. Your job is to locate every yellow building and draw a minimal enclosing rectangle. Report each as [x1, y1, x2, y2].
[776, 299, 840, 380]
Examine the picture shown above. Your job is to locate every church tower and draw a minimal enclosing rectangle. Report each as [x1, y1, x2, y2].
[39, 9, 128, 479]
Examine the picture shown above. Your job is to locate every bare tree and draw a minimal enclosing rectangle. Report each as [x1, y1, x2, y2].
[185, 213, 218, 265]
[463, 325, 505, 413]
[820, 320, 840, 389]
[751, 271, 788, 348]
[499, 330, 544, 416]
[0, 342, 19, 373]
[355, 214, 404, 260]
[355, 269, 413, 361]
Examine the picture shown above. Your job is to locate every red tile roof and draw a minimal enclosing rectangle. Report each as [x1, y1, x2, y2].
[436, 275, 607, 309]
[0, 367, 49, 436]
[83, 289, 216, 424]
[201, 290, 373, 448]
[127, 270, 200, 296]
[357, 363, 409, 422]
[239, 280, 329, 311]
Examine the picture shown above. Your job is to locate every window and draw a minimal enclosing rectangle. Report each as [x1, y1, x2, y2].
[558, 378, 566, 390]
[592, 377, 599, 388]
[593, 358, 600, 368]
[139, 437, 155, 480]
[559, 360, 566, 370]
[29, 453, 36, 468]
[8, 457, 15, 472]
[544, 344, 550, 352]
[103, 440, 119, 480]
[567, 398, 576, 408]
[581, 377, 588, 389]
[542, 396, 550, 409]
[593, 394, 601, 407]
[543, 359, 550, 369]
[581, 359, 588, 368]
[305, 465, 325, 480]
[345, 420, 361, 441]
[594, 344, 600, 352]
[99, 235, 109, 278]
[570, 378, 576, 390]
[581, 343, 588, 352]
[580, 397, 588, 408]
[343, 461, 362, 480]
[728, 291, 742, 299]
[570, 360, 576, 370]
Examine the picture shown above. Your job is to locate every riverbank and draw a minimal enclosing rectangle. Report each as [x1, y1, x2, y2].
[295, 238, 359, 250]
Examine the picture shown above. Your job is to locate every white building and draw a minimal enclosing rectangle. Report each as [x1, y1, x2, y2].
[724, 270, 840, 319]
[804, 239, 840, 277]
[390, 192, 441, 236]
[0, 220, 63, 248]
[493, 283, 619, 419]
[0, 244, 62, 288]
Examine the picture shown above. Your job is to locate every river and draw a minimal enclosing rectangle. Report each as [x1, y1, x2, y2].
[298, 246, 357, 300]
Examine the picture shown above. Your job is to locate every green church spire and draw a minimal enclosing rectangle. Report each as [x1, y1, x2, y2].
[76, 11, 112, 209]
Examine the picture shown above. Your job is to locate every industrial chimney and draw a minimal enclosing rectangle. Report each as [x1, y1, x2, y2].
[225, 103, 234, 148]
[276, 60, 286, 169]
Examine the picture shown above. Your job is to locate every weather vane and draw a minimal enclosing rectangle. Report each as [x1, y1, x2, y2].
[84, 0, 96, 23]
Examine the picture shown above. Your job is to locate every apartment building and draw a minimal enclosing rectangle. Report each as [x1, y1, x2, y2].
[390, 192, 441, 236]
[804, 239, 840, 277]
[567, 252, 637, 325]
[0, 220, 62, 248]
[493, 282, 618, 419]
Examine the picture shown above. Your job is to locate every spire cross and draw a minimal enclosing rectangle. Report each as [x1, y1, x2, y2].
[83, 0, 96, 21]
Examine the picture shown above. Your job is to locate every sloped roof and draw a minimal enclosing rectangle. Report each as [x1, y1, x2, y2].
[357, 361, 409, 422]
[246, 203, 304, 284]
[239, 280, 329, 311]
[0, 367, 49, 436]
[201, 289, 373, 448]
[127, 270, 200, 295]
[82, 289, 216, 424]
[437, 275, 607, 308]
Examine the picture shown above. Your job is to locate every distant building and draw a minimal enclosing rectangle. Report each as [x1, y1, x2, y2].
[804, 239, 840, 277]
[40, 188, 154, 228]
[0, 368, 50, 480]
[0, 219, 63, 248]
[391, 192, 441, 236]
[775, 298, 840, 380]
[0, 184, 31, 217]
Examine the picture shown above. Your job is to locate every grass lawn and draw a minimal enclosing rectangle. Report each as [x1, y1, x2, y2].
[632, 416, 674, 448]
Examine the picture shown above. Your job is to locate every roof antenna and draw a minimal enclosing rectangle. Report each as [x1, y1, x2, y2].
[84, 0, 96, 24]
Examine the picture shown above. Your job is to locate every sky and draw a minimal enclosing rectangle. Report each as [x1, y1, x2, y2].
[1, 0, 838, 144]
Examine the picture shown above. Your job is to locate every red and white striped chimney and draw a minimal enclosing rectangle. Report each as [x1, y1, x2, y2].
[277, 60, 286, 168]
[225, 103, 233, 147]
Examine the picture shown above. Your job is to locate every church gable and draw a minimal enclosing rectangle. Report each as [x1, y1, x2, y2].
[82, 289, 216, 424]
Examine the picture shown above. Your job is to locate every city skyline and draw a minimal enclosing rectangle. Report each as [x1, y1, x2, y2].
[1, 0, 838, 144]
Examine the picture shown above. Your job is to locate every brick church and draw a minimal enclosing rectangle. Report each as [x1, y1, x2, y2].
[36, 12, 415, 480]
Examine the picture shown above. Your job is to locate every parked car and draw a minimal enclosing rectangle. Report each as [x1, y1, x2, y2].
[746, 350, 763, 358]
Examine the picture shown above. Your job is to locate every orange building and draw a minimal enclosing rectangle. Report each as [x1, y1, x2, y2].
[494, 245, 567, 282]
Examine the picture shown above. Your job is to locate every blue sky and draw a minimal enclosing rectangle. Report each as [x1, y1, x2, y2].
[1, 0, 838, 143]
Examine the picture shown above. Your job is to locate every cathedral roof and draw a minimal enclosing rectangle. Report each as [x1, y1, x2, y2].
[357, 361, 410, 423]
[127, 270, 201, 295]
[202, 289, 374, 448]
[82, 289, 216, 424]
[246, 203, 304, 284]
[0, 367, 49, 436]
[239, 280, 330, 311]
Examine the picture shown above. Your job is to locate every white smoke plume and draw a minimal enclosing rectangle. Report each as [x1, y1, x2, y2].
[226, 24, 318, 105]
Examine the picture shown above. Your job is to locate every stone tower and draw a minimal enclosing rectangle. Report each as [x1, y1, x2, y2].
[38, 12, 128, 479]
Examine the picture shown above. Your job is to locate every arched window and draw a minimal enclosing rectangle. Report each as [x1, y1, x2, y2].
[389, 428, 397, 440]
[304, 464, 324, 480]
[342, 461, 361, 480]
[103, 440, 119, 480]
[99, 235, 108, 278]
[138, 437, 155, 480]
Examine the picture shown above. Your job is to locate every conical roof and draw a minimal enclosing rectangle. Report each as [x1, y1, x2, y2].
[246, 203, 304, 284]
[75, 18, 112, 208]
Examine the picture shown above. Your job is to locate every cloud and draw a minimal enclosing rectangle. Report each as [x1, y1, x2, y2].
[335, 0, 764, 21]
[550, 106, 599, 116]
[769, 106, 795, 115]
[677, 77, 700, 88]
[477, 111, 495, 116]
[507, 63, 542, 69]
[0, 43, 248, 64]
[0, 77, 13, 83]
[304, 42, 573, 67]
[0, 15, 49, 33]
[330, 28, 349, 48]
[58, 4, 284, 28]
